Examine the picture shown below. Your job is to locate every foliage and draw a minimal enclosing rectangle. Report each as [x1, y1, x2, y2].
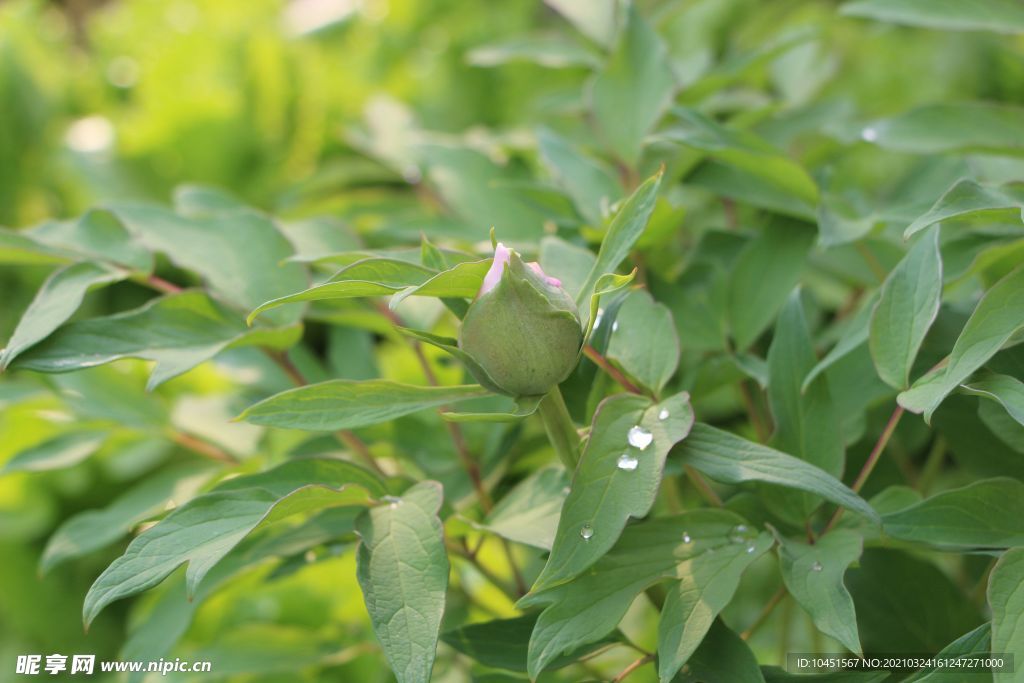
[2, 0, 1024, 681]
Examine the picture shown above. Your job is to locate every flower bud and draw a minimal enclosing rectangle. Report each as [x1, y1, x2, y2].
[458, 243, 582, 396]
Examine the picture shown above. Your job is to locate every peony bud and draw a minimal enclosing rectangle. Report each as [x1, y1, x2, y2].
[458, 243, 582, 397]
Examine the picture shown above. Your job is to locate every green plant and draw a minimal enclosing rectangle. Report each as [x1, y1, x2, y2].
[2, 1, 1024, 682]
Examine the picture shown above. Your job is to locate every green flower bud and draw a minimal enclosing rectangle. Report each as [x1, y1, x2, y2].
[458, 243, 582, 397]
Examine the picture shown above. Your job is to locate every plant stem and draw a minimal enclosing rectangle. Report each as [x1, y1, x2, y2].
[741, 585, 787, 640]
[335, 430, 387, 478]
[376, 301, 494, 510]
[738, 380, 770, 442]
[137, 273, 183, 294]
[168, 430, 239, 464]
[684, 465, 723, 507]
[583, 345, 650, 397]
[918, 436, 946, 495]
[445, 540, 518, 602]
[612, 653, 655, 683]
[855, 242, 887, 283]
[538, 385, 580, 470]
[823, 404, 904, 533]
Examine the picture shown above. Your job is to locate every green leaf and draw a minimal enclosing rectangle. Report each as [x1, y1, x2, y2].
[395, 327, 507, 396]
[764, 291, 845, 523]
[112, 204, 308, 326]
[41, 463, 215, 574]
[518, 511, 770, 678]
[417, 143, 549, 240]
[675, 424, 880, 523]
[862, 103, 1024, 156]
[83, 459, 383, 626]
[672, 619, 765, 683]
[1, 263, 127, 370]
[802, 291, 878, 392]
[761, 668, 888, 683]
[902, 623, 993, 683]
[584, 271, 637, 342]
[483, 467, 569, 550]
[248, 257, 436, 324]
[898, 265, 1024, 421]
[539, 236, 597, 302]
[537, 127, 620, 226]
[846, 549, 983, 653]
[881, 478, 1024, 549]
[662, 108, 818, 205]
[238, 379, 488, 431]
[817, 193, 880, 248]
[119, 507, 364, 681]
[776, 530, 863, 655]
[1, 431, 107, 475]
[767, 290, 845, 480]
[869, 227, 943, 389]
[11, 292, 283, 390]
[356, 481, 449, 683]
[589, 3, 675, 164]
[728, 221, 815, 350]
[575, 171, 662, 312]
[532, 391, 694, 591]
[605, 289, 680, 393]
[419, 235, 470, 318]
[978, 398, 1024, 455]
[988, 547, 1024, 683]
[442, 614, 617, 672]
[905, 180, 1024, 239]
[440, 395, 543, 422]
[691, 162, 817, 221]
[962, 374, 1024, 427]
[658, 529, 771, 681]
[389, 259, 491, 309]
[842, 0, 1024, 34]
[0, 227, 75, 265]
[28, 210, 153, 272]
[544, 0, 616, 46]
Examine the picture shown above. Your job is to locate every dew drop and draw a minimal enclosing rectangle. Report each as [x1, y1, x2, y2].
[746, 543, 756, 554]
[627, 426, 653, 450]
[682, 532, 692, 544]
[729, 524, 749, 544]
[593, 308, 605, 329]
[861, 126, 878, 142]
[382, 495, 402, 509]
[658, 408, 669, 420]
[580, 524, 594, 540]
[617, 453, 639, 471]
[612, 321, 619, 332]
[811, 561, 823, 572]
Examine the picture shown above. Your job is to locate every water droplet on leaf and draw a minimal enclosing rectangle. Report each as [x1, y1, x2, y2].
[861, 127, 878, 142]
[617, 453, 639, 471]
[627, 426, 653, 450]
[811, 561, 823, 572]
[382, 495, 402, 509]
[682, 532, 692, 544]
[658, 409, 669, 420]
[729, 524, 749, 543]
[612, 321, 619, 332]
[580, 524, 594, 540]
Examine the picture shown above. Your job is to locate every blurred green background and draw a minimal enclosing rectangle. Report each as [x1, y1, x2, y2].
[2, 0, 1023, 681]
